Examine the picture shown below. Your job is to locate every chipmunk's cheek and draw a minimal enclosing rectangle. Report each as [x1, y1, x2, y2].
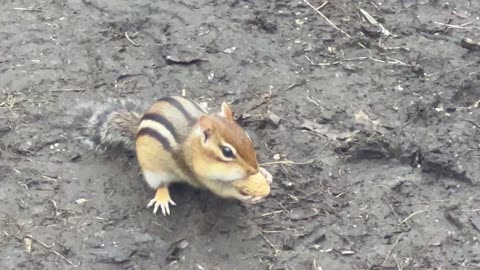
[214, 166, 246, 182]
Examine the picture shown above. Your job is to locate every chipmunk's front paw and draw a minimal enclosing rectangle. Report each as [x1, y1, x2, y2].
[259, 167, 272, 184]
[147, 186, 176, 216]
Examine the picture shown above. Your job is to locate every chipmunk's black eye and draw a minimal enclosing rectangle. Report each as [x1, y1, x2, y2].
[221, 146, 235, 158]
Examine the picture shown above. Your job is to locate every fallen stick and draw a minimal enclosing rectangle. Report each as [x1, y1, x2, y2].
[359, 8, 393, 36]
[125, 32, 140, 47]
[303, 0, 368, 50]
[382, 233, 404, 265]
[25, 234, 80, 267]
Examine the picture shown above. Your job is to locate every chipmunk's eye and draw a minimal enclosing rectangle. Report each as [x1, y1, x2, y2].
[221, 146, 235, 159]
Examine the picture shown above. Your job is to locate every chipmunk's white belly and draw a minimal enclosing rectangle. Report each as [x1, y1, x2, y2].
[142, 170, 176, 189]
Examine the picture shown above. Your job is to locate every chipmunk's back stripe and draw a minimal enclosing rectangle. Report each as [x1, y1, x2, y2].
[141, 113, 178, 140]
[158, 96, 195, 124]
[137, 128, 173, 152]
[138, 119, 177, 149]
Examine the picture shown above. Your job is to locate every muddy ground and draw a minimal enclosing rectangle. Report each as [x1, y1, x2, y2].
[1, 0, 480, 269]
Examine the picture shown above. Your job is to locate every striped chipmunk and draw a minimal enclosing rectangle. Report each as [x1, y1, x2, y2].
[76, 96, 273, 216]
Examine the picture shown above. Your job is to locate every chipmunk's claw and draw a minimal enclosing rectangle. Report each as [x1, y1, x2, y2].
[259, 167, 272, 184]
[147, 197, 176, 215]
[147, 186, 175, 216]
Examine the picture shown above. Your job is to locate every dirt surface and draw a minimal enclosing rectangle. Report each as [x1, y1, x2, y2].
[2, 0, 480, 269]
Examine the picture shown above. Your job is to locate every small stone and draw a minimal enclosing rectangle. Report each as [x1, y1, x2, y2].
[267, 112, 281, 126]
[24, 238, 32, 253]
[133, 232, 154, 244]
[167, 239, 190, 262]
[303, 43, 313, 52]
[461, 38, 480, 51]
[75, 198, 88, 205]
[207, 72, 214, 81]
[175, 239, 190, 249]
[0, 120, 11, 133]
[288, 207, 318, 220]
[224, 47, 237, 54]
[429, 242, 442, 247]
[340, 250, 355, 255]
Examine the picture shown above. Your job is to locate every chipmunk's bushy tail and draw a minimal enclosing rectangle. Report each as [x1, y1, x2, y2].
[73, 98, 147, 153]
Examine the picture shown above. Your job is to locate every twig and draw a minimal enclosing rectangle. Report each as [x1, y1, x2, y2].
[371, 56, 409, 66]
[13, 7, 43, 12]
[394, 199, 450, 206]
[260, 159, 314, 166]
[359, 8, 392, 36]
[26, 235, 80, 267]
[277, 82, 305, 95]
[51, 88, 86, 93]
[263, 230, 284, 233]
[237, 81, 304, 119]
[303, 0, 350, 37]
[401, 210, 426, 224]
[260, 210, 284, 217]
[461, 118, 480, 129]
[316, 1, 328, 10]
[433, 21, 480, 30]
[369, 1, 380, 11]
[260, 232, 279, 256]
[305, 55, 410, 67]
[125, 32, 140, 47]
[305, 56, 368, 66]
[239, 97, 271, 118]
[382, 233, 403, 265]
[383, 198, 410, 229]
[303, 0, 368, 50]
[274, 199, 290, 213]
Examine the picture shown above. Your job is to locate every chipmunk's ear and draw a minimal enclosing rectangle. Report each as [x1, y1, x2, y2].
[220, 102, 233, 120]
[198, 115, 214, 143]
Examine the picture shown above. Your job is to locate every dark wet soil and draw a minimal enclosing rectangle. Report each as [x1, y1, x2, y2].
[1, 0, 480, 269]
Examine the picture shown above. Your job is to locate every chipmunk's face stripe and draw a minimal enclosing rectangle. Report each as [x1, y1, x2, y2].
[141, 113, 178, 140]
[158, 96, 195, 124]
[137, 127, 173, 152]
[212, 117, 258, 169]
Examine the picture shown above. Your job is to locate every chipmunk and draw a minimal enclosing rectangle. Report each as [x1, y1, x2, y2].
[76, 96, 272, 216]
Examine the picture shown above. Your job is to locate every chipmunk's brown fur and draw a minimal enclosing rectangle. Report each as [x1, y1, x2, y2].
[77, 96, 270, 216]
